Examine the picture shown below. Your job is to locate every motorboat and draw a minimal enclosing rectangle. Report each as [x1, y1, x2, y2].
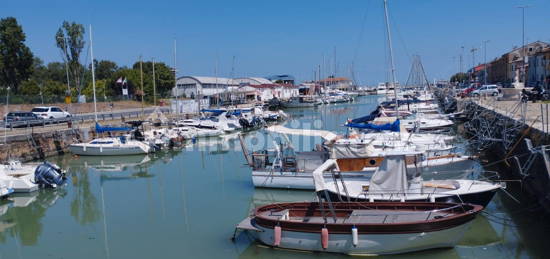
[236, 201, 482, 255]
[0, 161, 38, 193]
[316, 155, 502, 207]
[0, 181, 13, 198]
[0, 161, 66, 192]
[281, 96, 320, 108]
[249, 149, 476, 190]
[69, 136, 153, 156]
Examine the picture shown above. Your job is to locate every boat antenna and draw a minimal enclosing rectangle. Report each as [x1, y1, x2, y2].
[383, 0, 398, 118]
[89, 25, 98, 123]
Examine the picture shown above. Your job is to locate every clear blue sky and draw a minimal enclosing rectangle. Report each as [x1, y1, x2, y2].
[2, 0, 549, 85]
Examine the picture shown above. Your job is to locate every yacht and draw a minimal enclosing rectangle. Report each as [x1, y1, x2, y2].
[69, 136, 153, 156]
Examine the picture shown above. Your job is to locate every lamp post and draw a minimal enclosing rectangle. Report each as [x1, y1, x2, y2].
[517, 5, 530, 84]
[57, 36, 71, 104]
[483, 40, 490, 85]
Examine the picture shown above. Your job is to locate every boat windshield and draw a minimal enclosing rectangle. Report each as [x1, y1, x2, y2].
[90, 140, 114, 144]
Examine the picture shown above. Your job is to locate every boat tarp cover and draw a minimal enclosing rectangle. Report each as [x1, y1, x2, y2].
[345, 119, 400, 132]
[266, 125, 338, 142]
[95, 123, 131, 133]
[350, 113, 378, 123]
[330, 143, 376, 159]
[313, 159, 337, 192]
[369, 155, 408, 194]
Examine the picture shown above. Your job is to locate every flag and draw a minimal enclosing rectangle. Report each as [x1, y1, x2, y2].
[122, 78, 128, 86]
[116, 77, 123, 84]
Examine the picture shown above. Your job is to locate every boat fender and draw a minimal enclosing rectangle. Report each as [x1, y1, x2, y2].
[83, 144, 86, 152]
[321, 227, 329, 249]
[400, 197, 405, 202]
[429, 195, 435, 203]
[368, 196, 374, 202]
[351, 226, 358, 247]
[100, 145, 103, 153]
[273, 225, 281, 247]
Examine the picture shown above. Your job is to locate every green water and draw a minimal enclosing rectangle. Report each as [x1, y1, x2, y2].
[0, 96, 548, 259]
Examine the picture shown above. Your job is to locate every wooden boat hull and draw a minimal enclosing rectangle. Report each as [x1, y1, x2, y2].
[251, 221, 472, 255]
[242, 202, 482, 255]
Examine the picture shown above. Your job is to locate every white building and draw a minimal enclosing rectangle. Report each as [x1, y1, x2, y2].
[172, 76, 239, 98]
[251, 84, 299, 101]
[233, 77, 273, 86]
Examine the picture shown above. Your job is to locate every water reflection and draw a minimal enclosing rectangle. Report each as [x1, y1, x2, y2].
[0, 190, 65, 245]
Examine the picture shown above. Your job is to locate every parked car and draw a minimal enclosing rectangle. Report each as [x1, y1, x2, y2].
[31, 106, 71, 120]
[471, 85, 501, 97]
[459, 86, 476, 98]
[3, 111, 44, 127]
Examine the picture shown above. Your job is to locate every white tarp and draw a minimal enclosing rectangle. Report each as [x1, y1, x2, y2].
[369, 155, 408, 194]
[266, 125, 338, 142]
[312, 159, 337, 192]
[329, 143, 376, 158]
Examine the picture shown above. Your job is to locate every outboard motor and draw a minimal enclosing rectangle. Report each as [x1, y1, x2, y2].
[239, 118, 251, 128]
[34, 162, 67, 188]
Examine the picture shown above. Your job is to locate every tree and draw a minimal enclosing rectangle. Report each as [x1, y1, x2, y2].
[55, 21, 85, 95]
[0, 17, 34, 92]
[450, 72, 468, 83]
[92, 60, 118, 80]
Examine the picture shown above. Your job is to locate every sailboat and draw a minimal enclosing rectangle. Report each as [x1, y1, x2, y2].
[69, 26, 153, 156]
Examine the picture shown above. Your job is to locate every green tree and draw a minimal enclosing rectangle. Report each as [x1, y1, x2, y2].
[450, 72, 468, 83]
[93, 60, 119, 80]
[0, 17, 34, 92]
[55, 21, 85, 96]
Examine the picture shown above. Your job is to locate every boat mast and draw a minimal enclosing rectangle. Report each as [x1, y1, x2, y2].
[383, 0, 399, 118]
[89, 25, 98, 123]
[173, 39, 178, 115]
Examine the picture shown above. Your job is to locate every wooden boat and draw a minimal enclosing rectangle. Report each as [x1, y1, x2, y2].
[237, 201, 482, 255]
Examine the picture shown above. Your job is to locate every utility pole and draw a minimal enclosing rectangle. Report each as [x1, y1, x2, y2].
[470, 47, 478, 82]
[460, 46, 464, 74]
[483, 40, 490, 85]
[58, 36, 71, 110]
[152, 58, 157, 106]
[173, 39, 178, 115]
[517, 5, 530, 84]
[139, 56, 144, 117]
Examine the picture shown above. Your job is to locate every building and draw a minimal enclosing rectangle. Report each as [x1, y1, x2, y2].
[484, 41, 550, 87]
[172, 76, 239, 99]
[266, 75, 295, 85]
[250, 84, 299, 101]
[172, 76, 298, 104]
[317, 77, 353, 90]
[488, 55, 509, 85]
[233, 77, 273, 86]
[527, 47, 550, 88]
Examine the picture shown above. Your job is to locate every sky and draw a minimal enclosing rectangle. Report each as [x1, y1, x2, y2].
[2, 0, 549, 85]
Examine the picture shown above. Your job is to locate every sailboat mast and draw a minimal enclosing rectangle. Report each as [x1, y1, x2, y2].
[174, 39, 178, 115]
[89, 25, 98, 122]
[383, 0, 398, 118]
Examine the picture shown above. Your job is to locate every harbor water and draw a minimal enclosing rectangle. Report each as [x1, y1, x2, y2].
[1, 95, 549, 258]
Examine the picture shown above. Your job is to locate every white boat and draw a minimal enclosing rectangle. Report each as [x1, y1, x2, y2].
[0, 161, 38, 193]
[69, 136, 153, 156]
[250, 152, 476, 190]
[314, 155, 502, 207]
[0, 181, 13, 198]
[69, 28, 154, 157]
[376, 83, 388, 95]
[237, 201, 482, 255]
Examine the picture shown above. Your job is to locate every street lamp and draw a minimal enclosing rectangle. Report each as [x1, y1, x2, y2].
[517, 5, 530, 84]
[483, 40, 490, 85]
[57, 36, 71, 96]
